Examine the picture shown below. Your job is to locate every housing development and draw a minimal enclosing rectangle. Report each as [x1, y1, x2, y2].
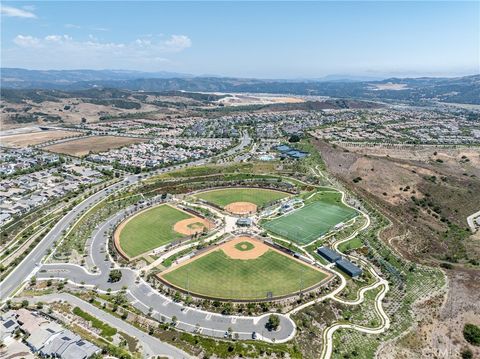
[1, 2, 479, 359]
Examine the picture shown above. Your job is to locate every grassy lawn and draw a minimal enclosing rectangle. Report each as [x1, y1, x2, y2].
[161, 249, 327, 300]
[262, 192, 357, 245]
[195, 188, 289, 207]
[338, 237, 364, 252]
[119, 205, 192, 257]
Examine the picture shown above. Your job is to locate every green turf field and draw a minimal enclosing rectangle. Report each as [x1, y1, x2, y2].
[195, 188, 289, 207]
[262, 193, 357, 245]
[119, 205, 192, 258]
[161, 249, 327, 300]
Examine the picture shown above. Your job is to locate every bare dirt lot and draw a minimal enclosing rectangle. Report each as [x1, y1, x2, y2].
[341, 143, 480, 178]
[217, 94, 305, 107]
[0, 130, 81, 148]
[0, 99, 162, 130]
[369, 83, 409, 91]
[43, 135, 147, 157]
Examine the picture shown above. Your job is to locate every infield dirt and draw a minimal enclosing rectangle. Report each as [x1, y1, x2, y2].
[224, 201, 257, 214]
[173, 217, 213, 236]
[221, 236, 268, 259]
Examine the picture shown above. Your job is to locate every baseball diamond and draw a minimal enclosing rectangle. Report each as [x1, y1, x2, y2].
[116, 204, 212, 258]
[159, 237, 330, 300]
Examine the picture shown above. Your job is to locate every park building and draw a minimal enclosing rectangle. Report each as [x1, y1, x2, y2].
[236, 217, 253, 227]
[335, 259, 363, 277]
[317, 247, 363, 277]
[317, 246, 342, 263]
[334, 222, 345, 230]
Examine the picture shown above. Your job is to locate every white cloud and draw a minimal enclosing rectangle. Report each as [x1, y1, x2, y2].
[65, 24, 110, 32]
[13, 35, 40, 47]
[44, 34, 73, 43]
[164, 35, 192, 52]
[65, 23, 82, 29]
[1, 5, 37, 18]
[90, 27, 109, 32]
[5, 34, 192, 70]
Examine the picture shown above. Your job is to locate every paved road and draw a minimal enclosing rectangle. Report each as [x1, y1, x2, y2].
[36, 204, 296, 342]
[0, 131, 250, 302]
[19, 293, 192, 359]
[0, 179, 130, 302]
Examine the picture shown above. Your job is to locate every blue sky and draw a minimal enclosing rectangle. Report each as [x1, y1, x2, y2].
[1, 1, 478, 78]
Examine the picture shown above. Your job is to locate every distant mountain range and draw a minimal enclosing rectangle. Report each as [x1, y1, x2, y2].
[0, 68, 193, 88]
[1, 68, 479, 105]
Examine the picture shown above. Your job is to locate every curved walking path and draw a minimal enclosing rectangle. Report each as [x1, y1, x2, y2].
[35, 203, 297, 344]
[320, 282, 390, 359]
[286, 166, 391, 359]
[1, 133, 392, 359]
[36, 162, 389, 358]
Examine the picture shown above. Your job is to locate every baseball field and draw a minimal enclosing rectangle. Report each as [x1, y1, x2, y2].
[262, 192, 357, 245]
[116, 204, 212, 258]
[194, 187, 289, 214]
[160, 237, 328, 300]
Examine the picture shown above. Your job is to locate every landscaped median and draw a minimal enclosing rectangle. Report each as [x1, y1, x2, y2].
[72, 306, 117, 339]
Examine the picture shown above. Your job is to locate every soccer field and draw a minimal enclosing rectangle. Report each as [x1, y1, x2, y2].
[118, 205, 193, 258]
[161, 249, 327, 300]
[262, 198, 357, 245]
[195, 187, 289, 207]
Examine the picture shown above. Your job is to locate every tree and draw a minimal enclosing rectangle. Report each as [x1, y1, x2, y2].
[463, 323, 480, 346]
[288, 134, 301, 143]
[108, 269, 122, 283]
[461, 349, 473, 359]
[113, 292, 128, 306]
[266, 314, 280, 331]
[171, 316, 177, 326]
[21, 300, 29, 308]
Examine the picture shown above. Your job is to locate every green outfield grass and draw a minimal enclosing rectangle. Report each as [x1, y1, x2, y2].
[161, 249, 327, 300]
[119, 205, 192, 257]
[195, 187, 289, 208]
[262, 192, 357, 245]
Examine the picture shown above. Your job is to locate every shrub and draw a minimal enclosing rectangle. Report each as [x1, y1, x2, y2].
[266, 314, 280, 331]
[108, 269, 122, 283]
[463, 323, 480, 346]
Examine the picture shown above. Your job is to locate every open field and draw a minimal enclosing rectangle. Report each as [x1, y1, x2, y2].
[116, 204, 209, 258]
[0, 129, 81, 148]
[195, 188, 289, 213]
[263, 194, 357, 245]
[160, 237, 328, 300]
[216, 93, 305, 107]
[43, 135, 147, 157]
[313, 138, 480, 261]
